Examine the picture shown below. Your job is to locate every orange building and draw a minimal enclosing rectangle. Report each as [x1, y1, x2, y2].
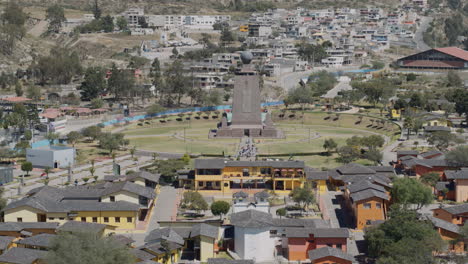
[285, 228, 349, 261]
[430, 204, 468, 253]
[432, 204, 468, 226]
[308, 246, 355, 264]
[343, 181, 390, 230]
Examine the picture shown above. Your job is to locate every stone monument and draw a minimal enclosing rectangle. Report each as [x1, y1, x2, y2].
[213, 51, 282, 138]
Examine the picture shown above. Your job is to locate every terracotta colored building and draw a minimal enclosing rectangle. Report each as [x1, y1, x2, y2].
[399, 153, 453, 178]
[430, 204, 468, 253]
[285, 228, 349, 261]
[343, 180, 390, 230]
[396, 47, 468, 70]
[443, 168, 468, 203]
[308, 246, 355, 264]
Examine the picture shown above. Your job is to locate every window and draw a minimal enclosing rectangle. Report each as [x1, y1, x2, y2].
[337, 243, 342, 249]
[104, 217, 109, 223]
[81, 217, 86, 222]
[92, 217, 98, 223]
[376, 203, 382, 209]
[17, 218, 23, 222]
[366, 220, 372, 225]
[363, 203, 372, 209]
[110, 196, 115, 202]
[127, 217, 132, 223]
[59, 217, 65, 220]
[48, 217, 55, 220]
[326, 243, 333, 247]
[198, 181, 203, 187]
[115, 217, 120, 223]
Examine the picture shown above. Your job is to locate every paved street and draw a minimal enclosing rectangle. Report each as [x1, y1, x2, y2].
[322, 76, 352, 99]
[414, 16, 433, 51]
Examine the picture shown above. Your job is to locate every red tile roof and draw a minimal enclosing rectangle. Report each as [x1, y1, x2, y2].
[1, 97, 32, 103]
[403, 60, 464, 68]
[435, 47, 468, 61]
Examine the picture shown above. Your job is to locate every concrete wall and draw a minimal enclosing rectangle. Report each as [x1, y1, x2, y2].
[26, 148, 75, 168]
[200, 235, 215, 262]
[4, 206, 44, 222]
[234, 227, 275, 262]
[455, 179, 468, 203]
[101, 190, 139, 205]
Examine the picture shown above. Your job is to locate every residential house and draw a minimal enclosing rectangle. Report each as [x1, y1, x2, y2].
[16, 233, 56, 251]
[443, 168, 468, 202]
[327, 163, 394, 189]
[208, 259, 254, 264]
[125, 171, 161, 189]
[429, 204, 468, 253]
[3, 182, 156, 231]
[432, 204, 468, 226]
[231, 210, 276, 262]
[232, 191, 270, 213]
[0, 223, 58, 237]
[0, 247, 46, 264]
[398, 153, 454, 178]
[0, 237, 15, 255]
[342, 180, 390, 230]
[308, 246, 355, 264]
[305, 167, 328, 193]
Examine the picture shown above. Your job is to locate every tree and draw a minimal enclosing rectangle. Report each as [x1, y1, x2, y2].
[116, 17, 128, 31]
[46, 4, 66, 33]
[446, 146, 468, 167]
[286, 85, 315, 110]
[164, 60, 189, 106]
[406, 73, 416, 82]
[447, 0, 461, 9]
[0, 188, 7, 212]
[276, 208, 286, 219]
[150, 58, 163, 92]
[129, 146, 136, 158]
[426, 131, 457, 150]
[15, 82, 23, 96]
[101, 15, 114, 33]
[24, 130, 32, 141]
[204, 90, 221, 106]
[323, 139, 337, 155]
[107, 65, 135, 100]
[154, 159, 185, 183]
[146, 104, 165, 116]
[403, 117, 413, 140]
[67, 131, 82, 147]
[420, 172, 440, 188]
[220, 27, 235, 46]
[211, 201, 230, 219]
[99, 133, 129, 154]
[90, 98, 104, 109]
[21, 161, 33, 176]
[391, 178, 432, 210]
[448, 89, 468, 124]
[447, 71, 462, 87]
[171, 47, 179, 58]
[46, 132, 59, 145]
[89, 160, 96, 178]
[289, 187, 315, 210]
[15, 141, 30, 156]
[365, 149, 383, 165]
[46, 231, 135, 264]
[363, 135, 385, 150]
[33, 46, 82, 84]
[82, 126, 102, 141]
[408, 93, 423, 108]
[80, 67, 106, 100]
[365, 206, 443, 262]
[92, 0, 102, 20]
[296, 41, 328, 63]
[337, 146, 359, 163]
[181, 153, 191, 165]
[26, 85, 41, 101]
[181, 191, 208, 213]
[0, 2, 27, 55]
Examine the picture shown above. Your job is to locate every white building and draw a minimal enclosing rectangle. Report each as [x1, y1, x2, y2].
[232, 191, 270, 213]
[26, 146, 76, 168]
[231, 210, 276, 263]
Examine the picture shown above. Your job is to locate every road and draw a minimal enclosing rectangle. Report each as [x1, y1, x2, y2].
[414, 16, 433, 51]
[322, 76, 352, 99]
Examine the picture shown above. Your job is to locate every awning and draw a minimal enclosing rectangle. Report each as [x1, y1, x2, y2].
[297, 169, 303, 172]
[281, 169, 287, 172]
[288, 169, 295, 172]
[274, 169, 280, 172]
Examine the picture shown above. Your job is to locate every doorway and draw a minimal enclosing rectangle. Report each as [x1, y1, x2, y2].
[244, 129, 250, 136]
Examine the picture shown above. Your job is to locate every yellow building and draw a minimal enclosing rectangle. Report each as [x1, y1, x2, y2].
[190, 159, 310, 194]
[390, 109, 401, 119]
[239, 25, 248, 32]
[3, 182, 156, 231]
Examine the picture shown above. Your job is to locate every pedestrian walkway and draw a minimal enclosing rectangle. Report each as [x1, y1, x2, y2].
[235, 137, 257, 161]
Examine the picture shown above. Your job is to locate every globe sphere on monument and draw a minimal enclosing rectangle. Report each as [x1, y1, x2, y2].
[240, 51, 253, 64]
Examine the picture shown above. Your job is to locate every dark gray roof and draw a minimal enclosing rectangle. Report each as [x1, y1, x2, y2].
[347, 180, 386, 193]
[445, 168, 468, 180]
[420, 150, 443, 158]
[272, 218, 329, 228]
[126, 171, 161, 183]
[208, 259, 255, 264]
[132, 247, 157, 261]
[0, 248, 47, 264]
[232, 191, 249, 199]
[397, 150, 419, 155]
[284, 228, 349, 238]
[145, 228, 185, 245]
[335, 163, 376, 175]
[254, 190, 270, 200]
[402, 156, 449, 168]
[230, 209, 274, 228]
[57, 221, 106, 234]
[308, 247, 355, 262]
[350, 189, 389, 202]
[427, 216, 460, 234]
[136, 261, 161, 264]
[435, 181, 450, 191]
[110, 235, 135, 246]
[424, 126, 451, 132]
[441, 203, 468, 215]
[143, 241, 183, 254]
[194, 159, 304, 169]
[16, 234, 56, 248]
[191, 223, 219, 239]
[306, 171, 329, 180]
[101, 181, 156, 199]
[171, 227, 192, 239]
[0, 236, 15, 250]
[0, 222, 58, 231]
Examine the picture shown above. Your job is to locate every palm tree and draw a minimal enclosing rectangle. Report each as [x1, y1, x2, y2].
[403, 117, 414, 140]
[44, 166, 51, 178]
[129, 146, 136, 159]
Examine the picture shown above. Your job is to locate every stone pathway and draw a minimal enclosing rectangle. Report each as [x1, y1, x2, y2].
[235, 137, 257, 161]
